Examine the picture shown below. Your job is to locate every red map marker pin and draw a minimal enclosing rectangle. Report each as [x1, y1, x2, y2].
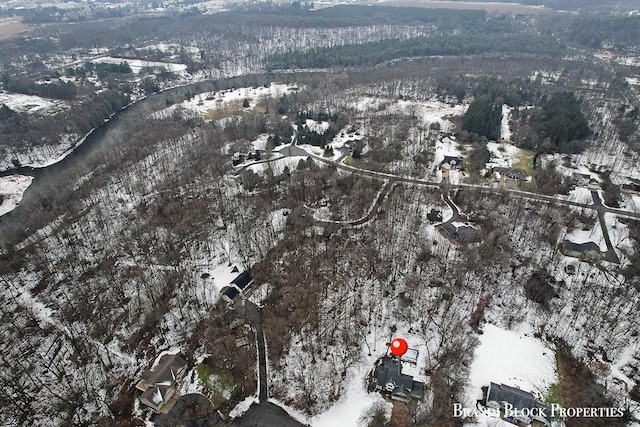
[390, 337, 408, 356]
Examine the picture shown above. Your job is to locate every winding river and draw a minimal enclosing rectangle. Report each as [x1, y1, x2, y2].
[0, 80, 221, 227]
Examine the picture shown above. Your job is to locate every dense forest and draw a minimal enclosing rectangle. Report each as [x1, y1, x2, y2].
[267, 32, 565, 69]
[461, 97, 503, 141]
[569, 14, 640, 49]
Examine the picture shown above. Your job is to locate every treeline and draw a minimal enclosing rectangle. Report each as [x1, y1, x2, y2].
[462, 98, 503, 141]
[569, 15, 640, 49]
[2, 75, 77, 100]
[92, 61, 133, 79]
[267, 32, 565, 69]
[531, 92, 590, 153]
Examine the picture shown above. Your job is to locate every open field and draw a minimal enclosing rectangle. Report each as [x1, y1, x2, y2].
[0, 17, 30, 40]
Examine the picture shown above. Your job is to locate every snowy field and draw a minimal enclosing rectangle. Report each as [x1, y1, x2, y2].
[0, 175, 33, 216]
[0, 91, 66, 114]
[486, 141, 525, 169]
[464, 324, 558, 426]
[387, 98, 467, 132]
[91, 56, 188, 74]
[152, 83, 297, 121]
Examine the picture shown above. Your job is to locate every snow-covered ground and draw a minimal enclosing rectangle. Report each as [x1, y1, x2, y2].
[0, 91, 66, 114]
[152, 83, 297, 121]
[250, 134, 271, 151]
[311, 359, 391, 427]
[564, 220, 606, 252]
[464, 324, 558, 426]
[500, 104, 512, 141]
[530, 70, 562, 85]
[387, 98, 467, 132]
[0, 175, 33, 216]
[247, 156, 307, 176]
[91, 56, 188, 74]
[486, 141, 524, 169]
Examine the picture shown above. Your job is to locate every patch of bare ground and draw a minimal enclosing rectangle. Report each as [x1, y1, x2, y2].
[0, 17, 30, 40]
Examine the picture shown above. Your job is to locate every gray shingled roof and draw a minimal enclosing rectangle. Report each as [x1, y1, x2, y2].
[373, 357, 424, 402]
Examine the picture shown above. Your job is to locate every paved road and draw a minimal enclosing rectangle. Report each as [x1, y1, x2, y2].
[232, 402, 306, 427]
[152, 393, 224, 427]
[236, 301, 267, 401]
[232, 300, 310, 426]
[310, 180, 394, 228]
[591, 191, 621, 264]
[275, 144, 640, 221]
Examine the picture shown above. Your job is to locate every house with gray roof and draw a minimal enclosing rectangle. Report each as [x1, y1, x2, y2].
[372, 357, 424, 403]
[493, 167, 528, 181]
[442, 222, 481, 244]
[221, 271, 254, 303]
[136, 353, 188, 413]
[486, 382, 552, 426]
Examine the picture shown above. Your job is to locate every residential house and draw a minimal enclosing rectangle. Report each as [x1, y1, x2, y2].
[494, 167, 528, 181]
[572, 172, 591, 187]
[485, 382, 552, 426]
[221, 271, 254, 303]
[442, 222, 481, 244]
[372, 357, 424, 403]
[441, 155, 461, 168]
[136, 353, 188, 413]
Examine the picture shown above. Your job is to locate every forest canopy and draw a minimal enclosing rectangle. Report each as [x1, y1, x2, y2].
[533, 92, 591, 153]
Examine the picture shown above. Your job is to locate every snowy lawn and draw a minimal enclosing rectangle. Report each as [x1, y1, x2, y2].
[564, 187, 593, 205]
[386, 98, 467, 132]
[250, 134, 271, 151]
[0, 91, 66, 114]
[152, 83, 296, 121]
[564, 220, 605, 252]
[311, 359, 391, 427]
[247, 156, 307, 176]
[500, 105, 512, 141]
[486, 141, 527, 169]
[91, 56, 188, 74]
[464, 324, 558, 425]
[0, 175, 33, 216]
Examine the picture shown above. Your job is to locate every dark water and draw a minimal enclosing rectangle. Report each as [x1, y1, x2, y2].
[0, 80, 220, 228]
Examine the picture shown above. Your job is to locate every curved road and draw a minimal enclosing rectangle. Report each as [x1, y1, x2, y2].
[276, 144, 640, 222]
[266, 143, 640, 263]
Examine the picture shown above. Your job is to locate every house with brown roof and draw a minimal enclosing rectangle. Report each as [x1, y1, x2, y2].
[136, 352, 188, 413]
